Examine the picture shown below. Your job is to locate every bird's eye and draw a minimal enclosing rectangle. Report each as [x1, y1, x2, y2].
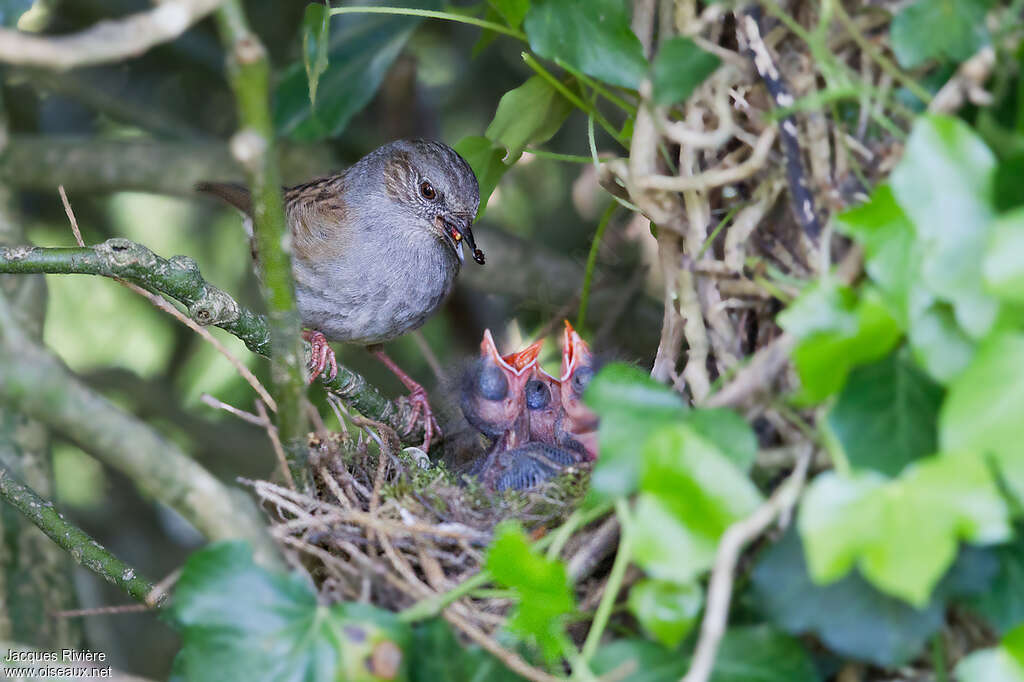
[571, 366, 594, 396]
[477, 364, 508, 401]
[525, 379, 551, 410]
[419, 180, 437, 201]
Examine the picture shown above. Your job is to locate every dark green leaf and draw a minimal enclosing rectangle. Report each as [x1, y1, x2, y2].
[799, 454, 1011, 606]
[651, 37, 720, 106]
[170, 541, 411, 682]
[590, 626, 820, 682]
[681, 408, 758, 472]
[890, 114, 998, 339]
[301, 3, 331, 107]
[0, 0, 30, 26]
[891, 0, 991, 68]
[488, 0, 530, 29]
[984, 208, 1024, 303]
[410, 619, 525, 682]
[275, 0, 437, 141]
[994, 154, 1024, 211]
[964, 535, 1024, 634]
[524, 0, 648, 89]
[779, 283, 903, 403]
[485, 522, 574, 660]
[754, 528, 946, 666]
[941, 332, 1024, 505]
[453, 135, 510, 218]
[826, 351, 944, 477]
[585, 363, 686, 502]
[627, 579, 703, 648]
[485, 76, 574, 161]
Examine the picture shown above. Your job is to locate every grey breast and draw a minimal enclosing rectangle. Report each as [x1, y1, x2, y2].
[293, 228, 460, 346]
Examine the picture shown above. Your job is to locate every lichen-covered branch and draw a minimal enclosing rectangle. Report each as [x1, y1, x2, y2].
[213, 1, 309, 487]
[0, 240, 423, 441]
[0, 288, 281, 567]
[0, 0, 224, 70]
[0, 467, 158, 605]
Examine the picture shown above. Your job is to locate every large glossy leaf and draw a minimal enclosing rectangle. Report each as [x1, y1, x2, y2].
[826, 351, 943, 477]
[585, 363, 686, 502]
[651, 37, 720, 106]
[410, 619, 524, 682]
[941, 332, 1024, 504]
[590, 627, 820, 682]
[488, 0, 530, 29]
[890, 115, 998, 339]
[170, 542, 411, 682]
[485, 75, 574, 161]
[628, 579, 703, 649]
[799, 454, 1011, 606]
[891, 0, 991, 69]
[523, 0, 648, 89]
[753, 528, 996, 666]
[984, 208, 1024, 304]
[965, 535, 1024, 634]
[680, 408, 757, 472]
[453, 135, 509, 218]
[779, 283, 902, 403]
[275, 0, 437, 141]
[485, 522, 574, 661]
[956, 624, 1024, 682]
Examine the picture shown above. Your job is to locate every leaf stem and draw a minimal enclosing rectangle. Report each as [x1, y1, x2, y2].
[932, 633, 948, 682]
[577, 203, 617, 330]
[329, 6, 527, 41]
[555, 58, 638, 116]
[580, 499, 632, 662]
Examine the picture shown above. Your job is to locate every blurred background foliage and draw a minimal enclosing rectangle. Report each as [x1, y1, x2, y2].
[2, 1, 651, 675]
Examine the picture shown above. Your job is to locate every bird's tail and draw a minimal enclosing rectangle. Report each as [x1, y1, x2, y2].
[195, 181, 252, 215]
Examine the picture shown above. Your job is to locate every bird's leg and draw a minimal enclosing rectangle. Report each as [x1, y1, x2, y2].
[370, 348, 440, 452]
[302, 330, 338, 384]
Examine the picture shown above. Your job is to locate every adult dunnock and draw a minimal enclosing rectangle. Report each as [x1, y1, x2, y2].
[198, 138, 484, 450]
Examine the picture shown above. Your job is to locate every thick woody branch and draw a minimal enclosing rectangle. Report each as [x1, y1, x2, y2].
[0, 467, 159, 605]
[214, 2, 309, 486]
[0, 0, 224, 70]
[0, 289, 281, 567]
[0, 241, 423, 442]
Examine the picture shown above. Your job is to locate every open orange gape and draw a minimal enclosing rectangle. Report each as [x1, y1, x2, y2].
[459, 321, 599, 492]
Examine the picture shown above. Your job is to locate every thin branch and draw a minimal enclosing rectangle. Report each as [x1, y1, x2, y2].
[681, 445, 813, 682]
[702, 333, 796, 408]
[213, 1, 309, 486]
[0, 466, 158, 605]
[0, 0, 224, 70]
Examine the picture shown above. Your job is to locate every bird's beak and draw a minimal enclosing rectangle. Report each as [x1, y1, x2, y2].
[560, 320, 592, 381]
[436, 214, 485, 265]
[480, 330, 542, 375]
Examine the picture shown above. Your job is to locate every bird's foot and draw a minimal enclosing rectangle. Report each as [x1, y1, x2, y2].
[371, 348, 441, 452]
[302, 330, 338, 384]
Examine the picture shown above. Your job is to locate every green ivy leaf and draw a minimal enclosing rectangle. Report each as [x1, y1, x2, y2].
[453, 136, 509, 219]
[523, 0, 648, 89]
[799, 454, 1012, 607]
[485, 76, 574, 161]
[590, 627, 820, 682]
[890, 114, 998, 339]
[651, 37, 720, 106]
[484, 522, 574, 661]
[964, 535, 1024, 635]
[891, 0, 991, 69]
[585, 363, 686, 502]
[488, 0, 530, 29]
[410, 619, 524, 682]
[632, 425, 761, 584]
[907, 303, 977, 383]
[275, 0, 437, 141]
[170, 542, 410, 682]
[779, 283, 902, 403]
[984, 208, 1024, 304]
[826, 351, 944, 477]
[940, 332, 1024, 505]
[955, 624, 1024, 682]
[680, 408, 758, 472]
[752, 528, 996, 666]
[301, 3, 331, 107]
[627, 579, 703, 648]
